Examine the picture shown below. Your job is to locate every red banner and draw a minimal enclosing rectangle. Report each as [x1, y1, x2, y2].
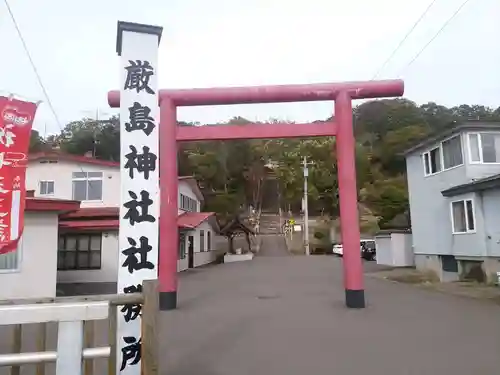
[0, 96, 38, 254]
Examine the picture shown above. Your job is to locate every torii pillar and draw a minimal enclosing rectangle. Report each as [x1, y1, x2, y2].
[109, 21, 404, 311]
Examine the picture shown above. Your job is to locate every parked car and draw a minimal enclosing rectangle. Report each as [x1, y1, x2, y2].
[360, 239, 376, 261]
[331, 239, 376, 261]
[332, 244, 343, 256]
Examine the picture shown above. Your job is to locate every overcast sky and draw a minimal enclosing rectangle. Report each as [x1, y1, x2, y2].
[0, 0, 498, 135]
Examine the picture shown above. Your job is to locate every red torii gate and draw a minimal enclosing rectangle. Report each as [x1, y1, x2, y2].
[109, 79, 404, 310]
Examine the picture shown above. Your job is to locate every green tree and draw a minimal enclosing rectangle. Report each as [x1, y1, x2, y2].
[50, 98, 498, 228]
[359, 174, 409, 227]
[29, 129, 46, 152]
[450, 104, 496, 121]
[376, 124, 430, 174]
[58, 116, 120, 161]
[419, 102, 456, 129]
[354, 98, 425, 141]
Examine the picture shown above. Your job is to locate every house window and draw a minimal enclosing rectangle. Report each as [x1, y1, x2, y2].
[423, 135, 464, 176]
[441, 135, 463, 169]
[468, 133, 481, 162]
[468, 132, 500, 163]
[207, 231, 211, 251]
[58, 233, 102, 270]
[179, 193, 197, 212]
[451, 199, 475, 234]
[179, 234, 186, 259]
[39, 181, 54, 195]
[72, 172, 103, 201]
[423, 147, 442, 175]
[0, 238, 22, 271]
[200, 230, 205, 252]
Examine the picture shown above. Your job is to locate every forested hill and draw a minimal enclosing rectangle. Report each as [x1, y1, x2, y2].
[30, 99, 500, 231]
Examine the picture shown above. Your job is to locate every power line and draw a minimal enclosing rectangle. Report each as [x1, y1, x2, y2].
[3, 0, 101, 193]
[372, 0, 439, 80]
[397, 0, 473, 76]
[3, 0, 65, 129]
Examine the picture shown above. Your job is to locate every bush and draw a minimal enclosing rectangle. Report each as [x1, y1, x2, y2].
[314, 231, 325, 240]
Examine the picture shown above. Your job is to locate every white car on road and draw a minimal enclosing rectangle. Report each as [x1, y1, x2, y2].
[332, 244, 344, 256]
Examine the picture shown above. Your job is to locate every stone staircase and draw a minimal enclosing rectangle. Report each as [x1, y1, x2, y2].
[258, 213, 282, 234]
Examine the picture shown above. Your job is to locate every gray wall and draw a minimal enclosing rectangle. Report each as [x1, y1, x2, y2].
[406, 131, 496, 257]
[0, 212, 59, 300]
[406, 145, 467, 256]
[447, 191, 486, 257]
[480, 189, 500, 257]
[465, 161, 500, 180]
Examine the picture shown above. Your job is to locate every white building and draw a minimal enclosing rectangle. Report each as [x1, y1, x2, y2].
[403, 122, 500, 283]
[0, 194, 80, 300]
[0, 151, 219, 298]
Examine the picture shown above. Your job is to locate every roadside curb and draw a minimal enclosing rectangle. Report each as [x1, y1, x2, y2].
[366, 272, 500, 306]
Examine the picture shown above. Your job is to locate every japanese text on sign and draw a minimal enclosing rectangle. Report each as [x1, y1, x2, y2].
[117, 28, 160, 375]
[0, 97, 38, 254]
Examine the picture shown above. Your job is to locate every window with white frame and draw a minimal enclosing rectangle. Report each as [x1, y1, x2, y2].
[200, 230, 205, 252]
[423, 135, 463, 176]
[451, 199, 475, 234]
[39, 180, 54, 195]
[468, 132, 500, 163]
[72, 171, 103, 201]
[423, 147, 442, 175]
[179, 193, 197, 212]
[179, 234, 186, 259]
[442, 135, 463, 169]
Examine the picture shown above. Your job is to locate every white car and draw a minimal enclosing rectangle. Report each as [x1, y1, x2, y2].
[332, 244, 344, 255]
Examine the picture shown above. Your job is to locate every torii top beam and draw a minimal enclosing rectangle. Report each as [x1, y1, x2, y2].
[108, 79, 404, 107]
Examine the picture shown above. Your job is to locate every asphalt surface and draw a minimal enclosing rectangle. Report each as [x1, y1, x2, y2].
[257, 234, 289, 256]
[1, 237, 499, 375]
[160, 238, 500, 375]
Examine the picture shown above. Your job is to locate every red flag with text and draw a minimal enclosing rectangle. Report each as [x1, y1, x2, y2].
[0, 96, 38, 254]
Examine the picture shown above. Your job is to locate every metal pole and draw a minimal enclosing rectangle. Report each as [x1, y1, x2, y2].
[303, 156, 310, 256]
[93, 108, 98, 157]
[0, 347, 110, 367]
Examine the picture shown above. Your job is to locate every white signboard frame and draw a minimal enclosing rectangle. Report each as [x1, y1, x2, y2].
[116, 21, 162, 375]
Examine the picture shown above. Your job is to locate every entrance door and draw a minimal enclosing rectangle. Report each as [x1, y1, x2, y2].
[188, 235, 194, 268]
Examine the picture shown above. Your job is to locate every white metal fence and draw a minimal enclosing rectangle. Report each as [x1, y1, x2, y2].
[0, 301, 109, 374]
[0, 280, 157, 375]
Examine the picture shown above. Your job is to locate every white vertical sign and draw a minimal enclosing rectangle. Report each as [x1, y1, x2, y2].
[116, 21, 162, 375]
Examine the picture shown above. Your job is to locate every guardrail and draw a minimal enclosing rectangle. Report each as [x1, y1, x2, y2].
[0, 279, 158, 375]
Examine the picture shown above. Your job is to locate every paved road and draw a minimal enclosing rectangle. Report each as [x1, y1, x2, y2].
[160, 255, 500, 375]
[258, 234, 289, 256]
[1, 254, 498, 375]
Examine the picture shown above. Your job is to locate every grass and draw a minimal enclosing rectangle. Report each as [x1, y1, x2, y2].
[372, 268, 500, 305]
[386, 270, 439, 284]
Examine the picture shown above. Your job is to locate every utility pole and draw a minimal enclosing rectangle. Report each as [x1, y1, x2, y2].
[81, 108, 113, 157]
[93, 108, 99, 158]
[302, 156, 313, 256]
